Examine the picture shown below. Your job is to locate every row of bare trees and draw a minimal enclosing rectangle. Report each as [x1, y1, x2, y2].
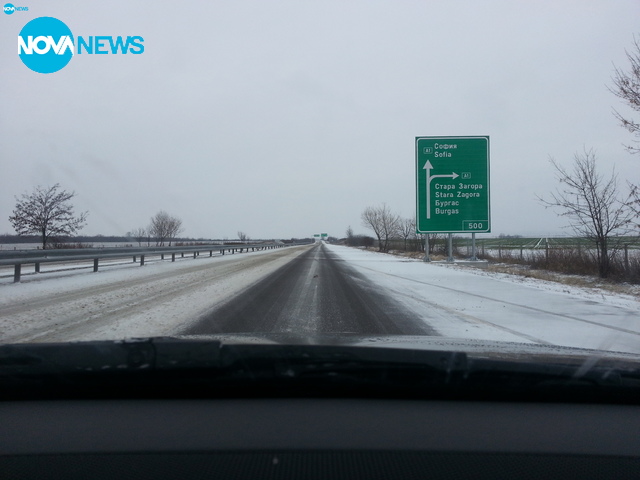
[356, 204, 422, 253]
[130, 211, 183, 247]
[355, 205, 451, 255]
[358, 149, 636, 277]
[7, 184, 251, 250]
[7, 184, 187, 249]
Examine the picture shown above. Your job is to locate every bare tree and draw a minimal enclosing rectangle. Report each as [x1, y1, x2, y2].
[237, 231, 248, 243]
[131, 227, 147, 247]
[610, 36, 640, 230]
[629, 182, 640, 230]
[411, 230, 423, 252]
[345, 225, 354, 246]
[149, 211, 168, 246]
[361, 203, 400, 253]
[538, 149, 633, 278]
[149, 211, 183, 246]
[398, 217, 415, 252]
[610, 36, 640, 154]
[9, 184, 88, 250]
[167, 216, 182, 246]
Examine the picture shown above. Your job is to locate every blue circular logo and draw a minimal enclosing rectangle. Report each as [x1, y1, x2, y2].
[4, 3, 15, 14]
[18, 17, 74, 74]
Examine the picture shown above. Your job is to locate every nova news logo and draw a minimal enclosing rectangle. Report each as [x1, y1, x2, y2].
[4, 3, 28, 14]
[18, 16, 144, 74]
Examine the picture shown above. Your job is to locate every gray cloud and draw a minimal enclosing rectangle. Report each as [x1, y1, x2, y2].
[1, 0, 639, 240]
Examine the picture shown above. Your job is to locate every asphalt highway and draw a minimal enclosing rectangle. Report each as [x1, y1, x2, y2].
[183, 243, 435, 336]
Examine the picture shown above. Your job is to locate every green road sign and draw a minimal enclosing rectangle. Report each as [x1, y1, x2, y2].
[321, 233, 328, 237]
[416, 136, 490, 233]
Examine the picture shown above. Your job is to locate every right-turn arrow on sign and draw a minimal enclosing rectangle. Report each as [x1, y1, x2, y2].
[416, 136, 490, 233]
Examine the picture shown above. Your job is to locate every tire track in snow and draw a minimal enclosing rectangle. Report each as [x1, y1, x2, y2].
[355, 265, 640, 340]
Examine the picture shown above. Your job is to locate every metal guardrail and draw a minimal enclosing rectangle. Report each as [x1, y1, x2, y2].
[0, 242, 310, 283]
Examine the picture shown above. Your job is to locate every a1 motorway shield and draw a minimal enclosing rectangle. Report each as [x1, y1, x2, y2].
[416, 136, 490, 233]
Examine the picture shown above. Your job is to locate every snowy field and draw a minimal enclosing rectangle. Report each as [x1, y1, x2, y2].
[326, 245, 640, 355]
[0, 242, 135, 251]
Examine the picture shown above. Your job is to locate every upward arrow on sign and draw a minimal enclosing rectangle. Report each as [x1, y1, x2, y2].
[424, 160, 459, 219]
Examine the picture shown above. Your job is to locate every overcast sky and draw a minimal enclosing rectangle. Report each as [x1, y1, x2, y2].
[1, 0, 639, 240]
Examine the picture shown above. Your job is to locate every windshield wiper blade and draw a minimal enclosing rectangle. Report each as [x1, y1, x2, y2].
[0, 338, 467, 399]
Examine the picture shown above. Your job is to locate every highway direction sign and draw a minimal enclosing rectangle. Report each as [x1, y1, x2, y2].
[416, 136, 490, 233]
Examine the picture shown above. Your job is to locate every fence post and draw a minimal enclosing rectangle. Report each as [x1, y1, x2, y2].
[172, 253, 175, 262]
[545, 239, 549, 264]
[140, 255, 145, 266]
[624, 244, 630, 274]
[13, 264, 21, 283]
[93, 258, 99, 272]
[35, 262, 40, 273]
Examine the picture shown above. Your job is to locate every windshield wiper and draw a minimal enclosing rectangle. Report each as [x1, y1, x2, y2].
[0, 338, 638, 402]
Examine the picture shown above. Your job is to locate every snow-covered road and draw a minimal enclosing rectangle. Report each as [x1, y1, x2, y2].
[0, 245, 312, 343]
[1, 242, 639, 355]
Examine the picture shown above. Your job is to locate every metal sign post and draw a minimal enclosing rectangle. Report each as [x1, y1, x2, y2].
[470, 232, 478, 261]
[423, 234, 430, 262]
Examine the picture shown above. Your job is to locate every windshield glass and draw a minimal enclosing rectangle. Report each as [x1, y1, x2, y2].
[1, 1, 639, 368]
